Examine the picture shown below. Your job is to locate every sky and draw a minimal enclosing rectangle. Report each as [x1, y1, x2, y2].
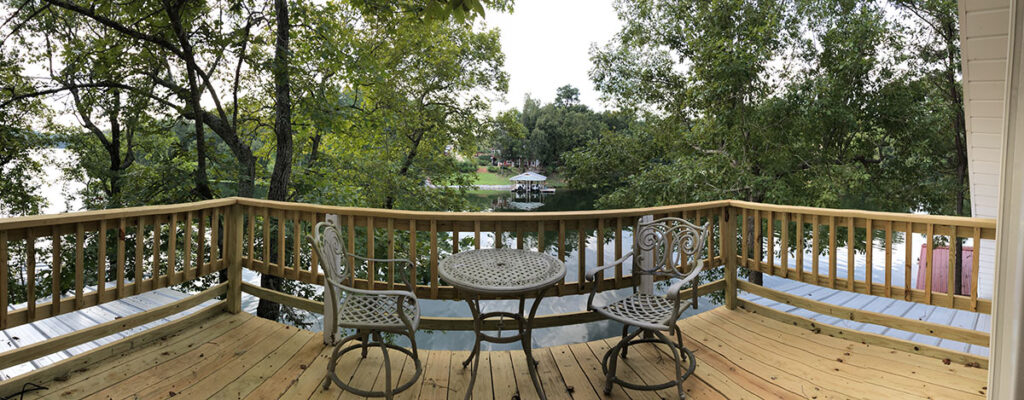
[485, 0, 623, 111]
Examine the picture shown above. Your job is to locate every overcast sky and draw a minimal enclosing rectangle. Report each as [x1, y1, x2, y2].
[485, 0, 623, 111]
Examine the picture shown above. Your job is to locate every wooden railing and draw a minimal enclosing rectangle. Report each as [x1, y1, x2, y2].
[0, 197, 999, 371]
[723, 201, 997, 366]
[729, 201, 996, 313]
[0, 198, 235, 330]
[233, 198, 731, 300]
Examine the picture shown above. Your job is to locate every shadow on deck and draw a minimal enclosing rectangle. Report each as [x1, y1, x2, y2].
[5, 306, 987, 399]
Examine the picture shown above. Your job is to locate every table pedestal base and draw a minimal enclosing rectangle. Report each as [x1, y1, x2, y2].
[461, 289, 548, 400]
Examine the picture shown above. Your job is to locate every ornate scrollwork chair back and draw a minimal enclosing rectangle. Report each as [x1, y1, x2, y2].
[632, 217, 710, 285]
[309, 220, 422, 399]
[584, 216, 710, 399]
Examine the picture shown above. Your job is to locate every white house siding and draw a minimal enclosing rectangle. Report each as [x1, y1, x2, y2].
[958, 0, 1011, 300]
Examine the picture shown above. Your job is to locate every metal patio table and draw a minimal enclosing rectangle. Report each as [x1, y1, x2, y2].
[438, 248, 566, 400]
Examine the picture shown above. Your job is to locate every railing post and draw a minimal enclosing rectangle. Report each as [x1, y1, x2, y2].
[226, 204, 244, 314]
[723, 206, 738, 310]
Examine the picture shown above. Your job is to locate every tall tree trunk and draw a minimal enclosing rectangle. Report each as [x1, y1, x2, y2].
[257, 0, 293, 321]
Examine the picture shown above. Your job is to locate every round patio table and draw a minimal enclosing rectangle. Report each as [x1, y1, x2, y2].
[439, 248, 566, 400]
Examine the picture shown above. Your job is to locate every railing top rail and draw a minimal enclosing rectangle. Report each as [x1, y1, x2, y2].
[0, 197, 996, 230]
[0, 198, 236, 231]
[729, 200, 997, 228]
[235, 197, 732, 220]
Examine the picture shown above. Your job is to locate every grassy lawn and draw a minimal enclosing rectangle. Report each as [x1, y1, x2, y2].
[473, 171, 512, 185]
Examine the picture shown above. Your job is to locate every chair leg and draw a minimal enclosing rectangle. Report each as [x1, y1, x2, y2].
[603, 340, 622, 395]
[674, 325, 687, 363]
[656, 330, 686, 399]
[361, 330, 370, 358]
[620, 324, 630, 359]
[374, 331, 395, 400]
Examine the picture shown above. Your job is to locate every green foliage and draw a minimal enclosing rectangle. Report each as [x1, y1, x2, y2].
[488, 86, 630, 170]
[574, 0, 965, 217]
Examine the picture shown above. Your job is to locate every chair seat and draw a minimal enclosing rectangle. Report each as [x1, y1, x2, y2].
[338, 294, 420, 330]
[592, 293, 690, 331]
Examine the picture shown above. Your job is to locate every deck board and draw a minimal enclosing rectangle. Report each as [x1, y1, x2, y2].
[4, 307, 988, 399]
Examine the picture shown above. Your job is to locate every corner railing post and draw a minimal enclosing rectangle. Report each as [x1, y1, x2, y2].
[723, 205, 738, 310]
[226, 203, 244, 314]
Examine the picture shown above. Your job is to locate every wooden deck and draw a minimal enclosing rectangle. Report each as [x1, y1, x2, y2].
[6, 307, 987, 399]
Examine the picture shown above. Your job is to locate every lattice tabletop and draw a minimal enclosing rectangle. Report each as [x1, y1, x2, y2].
[439, 248, 566, 295]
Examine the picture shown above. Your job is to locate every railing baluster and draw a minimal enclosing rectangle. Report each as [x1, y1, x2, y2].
[597, 217, 605, 289]
[795, 213, 804, 282]
[430, 219, 438, 298]
[388, 218, 395, 289]
[905, 223, 913, 301]
[75, 223, 84, 309]
[277, 210, 287, 278]
[615, 217, 623, 285]
[168, 213, 178, 286]
[247, 207, 255, 272]
[537, 221, 545, 254]
[516, 221, 524, 249]
[27, 233, 36, 320]
[152, 216, 161, 289]
[117, 218, 126, 298]
[496, 220, 503, 249]
[199, 210, 208, 275]
[347, 215, 355, 286]
[578, 220, 587, 290]
[829, 216, 837, 289]
[753, 210, 762, 272]
[0, 231, 7, 328]
[474, 220, 481, 250]
[309, 212, 320, 279]
[947, 224, 956, 307]
[261, 207, 270, 275]
[135, 216, 145, 294]
[865, 219, 873, 295]
[211, 208, 220, 264]
[766, 211, 774, 276]
[847, 216, 855, 291]
[183, 212, 194, 281]
[741, 208, 749, 269]
[885, 221, 893, 298]
[453, 227, 460, 254]
[367, 216, 375, 286]
[293, 212, 301, 280]
[97, 220, 107, 300]
[812, 215, 820, 285]
[52, 226, 62, 315]
[409, 219, 418, 289]
[558, 220, 566, 294]
[971, 227, 981, 311]
[926, 223, 934, 305]
[701, 210, 712, 266]
[780, 212, 789, 278]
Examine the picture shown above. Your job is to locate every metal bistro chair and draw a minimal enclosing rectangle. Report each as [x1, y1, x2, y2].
[310, 220, 422, 399]
[585, 217, 709, 399]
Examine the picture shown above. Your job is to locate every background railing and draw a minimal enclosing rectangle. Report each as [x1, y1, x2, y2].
[0, 198, 235, 330]
[723, 201, 997, 367]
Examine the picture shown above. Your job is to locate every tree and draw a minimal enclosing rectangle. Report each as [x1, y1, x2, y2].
[576, 0, 963, 286]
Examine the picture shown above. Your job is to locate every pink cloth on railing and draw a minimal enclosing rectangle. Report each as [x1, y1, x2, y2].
[916, 245, 974, 294]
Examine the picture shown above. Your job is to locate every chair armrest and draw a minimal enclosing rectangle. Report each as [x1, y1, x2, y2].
[329, 277, 418, 302]
[666, 261, 704, 301]
[585, 251, 633, 282]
